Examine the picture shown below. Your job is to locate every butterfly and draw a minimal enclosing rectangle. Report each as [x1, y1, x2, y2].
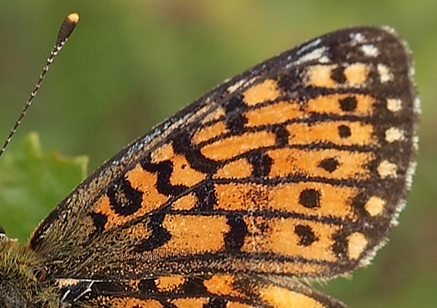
[0, 14, 418, 308]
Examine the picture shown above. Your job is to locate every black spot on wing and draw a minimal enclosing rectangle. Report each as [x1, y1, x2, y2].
[173, 131, 219, 173]
[224, 215, 248, 252]
[273, 125, 289, 147]
[193, 182, 216, 212]
[295, 224, 318, 246]
[224, 95, 247, 134]
[339, 96, 357, 111]
[182, 276, 208, 294]
[90, 212, 108, 235]
[318, 157, 340, 173]
[338, 125, 351, 138]
[331, 66, 346, 84]
[107, 178, 142, 216]
[247, 151, 272, 178]
[138, 279, 158, 294]
[141, 159, 187, 197]
[133, 213, 171, 252]
[299, 188, 321, 208]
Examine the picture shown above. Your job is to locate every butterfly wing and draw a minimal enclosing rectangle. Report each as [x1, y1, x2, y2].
[30, 26, 417, 292]
[57, 274, 348, 308]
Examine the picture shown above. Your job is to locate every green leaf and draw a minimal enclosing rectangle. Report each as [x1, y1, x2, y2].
[0, 132, 88, 243]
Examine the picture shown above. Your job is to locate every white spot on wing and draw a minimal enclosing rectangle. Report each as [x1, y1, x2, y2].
[296, 38, 322, 55]
[364, 196, 385, 216]
[318, 56, 330, 63]
[227, 78, 247, 93]
[296, 46, 328, 64]
[350, 32, 365, 44]
[360, 44, 380, 57]
[347, 232, 368, 260]
[385, 127, 405, 143]
[377, 64, 393, 82]
[377, 160, 398, 178]
[387, 98, 402, 112]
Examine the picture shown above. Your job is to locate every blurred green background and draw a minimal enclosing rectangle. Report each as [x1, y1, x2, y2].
[0, 1, 436, 308]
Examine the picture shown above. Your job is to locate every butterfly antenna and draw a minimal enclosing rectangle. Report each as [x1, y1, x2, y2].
[0, 13, 80, 158]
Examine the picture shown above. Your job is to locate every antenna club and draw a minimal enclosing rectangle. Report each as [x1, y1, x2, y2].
[56, 12, 80, 46]
[67, 13, 80, 25]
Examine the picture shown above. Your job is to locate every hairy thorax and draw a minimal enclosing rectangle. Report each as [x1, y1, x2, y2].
[0, 235, 58, 308]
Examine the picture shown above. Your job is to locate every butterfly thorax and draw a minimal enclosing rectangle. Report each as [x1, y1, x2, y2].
[0, 235, 59, 308]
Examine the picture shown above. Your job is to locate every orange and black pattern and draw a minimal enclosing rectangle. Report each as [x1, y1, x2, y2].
[0, 26, 418, 308]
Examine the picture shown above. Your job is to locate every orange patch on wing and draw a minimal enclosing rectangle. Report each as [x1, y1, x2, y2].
[214, 182, 358, 219]
[243, 79, 281, 106]
[305, 64, 337, 88]
[171, 298, 209, 308]
[286, 121, 376, 146]
[172, 193, 198, 211]
[267, 148, 374, 180]
[151, 142, 174, 162]
[226, 302, 256, 308]
[214, 158, 253, 179]
[192, 121, 228, 144]
[204, 274, 244, 297]
[126, 279, 141, 291]
[214, 183, 269, 212]
[201, 131, 276, 161]
[151, 142, 206, 187]
[245, 101, 304, 127]
[344, 63, 369, 86]
[260, 285, 325, 308]
[201, 106, 226, 124]
[241, 216, 339, 262]
[155, 215, 229, 255]
[306, 94, 374, 115]
[169, 154, 206, 187]
[156, 275, 186, 292]
[94, 164, 169, 230]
